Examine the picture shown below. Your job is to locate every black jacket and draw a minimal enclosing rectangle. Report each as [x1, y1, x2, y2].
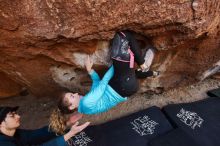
[0, 126, 67, 146]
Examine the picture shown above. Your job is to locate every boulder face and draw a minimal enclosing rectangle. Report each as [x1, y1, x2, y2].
[0, 0, 219, 98]
[0, 72, 23, 98]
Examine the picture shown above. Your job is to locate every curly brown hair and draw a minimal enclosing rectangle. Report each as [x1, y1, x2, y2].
[49, 108, 68, 135]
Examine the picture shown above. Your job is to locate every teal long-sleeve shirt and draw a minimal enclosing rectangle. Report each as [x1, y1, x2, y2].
[78, 66, 127, 114]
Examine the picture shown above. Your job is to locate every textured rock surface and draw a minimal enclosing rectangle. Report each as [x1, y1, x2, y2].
[0, 72, 23, 98]
[0, 0, 219, 97]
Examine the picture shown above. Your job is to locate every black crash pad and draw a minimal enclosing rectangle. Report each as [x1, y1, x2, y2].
[163, 97, 220, 146]
[149, 128, 200, 146]
[207, 87, 220, 97]
[99, 106, 173, 146]
[68, 106, 173, 146]
[66, 125, 102, 146]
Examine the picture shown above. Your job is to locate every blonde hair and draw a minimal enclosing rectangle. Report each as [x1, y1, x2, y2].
[49, 108, 68, 135]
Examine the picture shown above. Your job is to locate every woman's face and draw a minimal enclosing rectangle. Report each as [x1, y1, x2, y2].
[63, 92, 80, 110]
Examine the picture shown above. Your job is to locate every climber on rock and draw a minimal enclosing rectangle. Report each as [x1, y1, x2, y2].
[49, 30, 159, 134]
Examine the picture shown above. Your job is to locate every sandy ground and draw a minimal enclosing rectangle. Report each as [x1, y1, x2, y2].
[0, 78, 219, 129]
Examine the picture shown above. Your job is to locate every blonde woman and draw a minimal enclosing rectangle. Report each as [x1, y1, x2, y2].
[55, 31, 158, 115]
[50, 31, 159, 133]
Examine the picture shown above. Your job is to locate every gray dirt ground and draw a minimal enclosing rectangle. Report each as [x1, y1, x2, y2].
[0, 78, 219, 129]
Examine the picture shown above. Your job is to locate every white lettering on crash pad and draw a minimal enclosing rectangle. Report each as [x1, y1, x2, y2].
[67, 132, 92, 146]
[177, 108, 204, 129]
[131, 115, 159, 136]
